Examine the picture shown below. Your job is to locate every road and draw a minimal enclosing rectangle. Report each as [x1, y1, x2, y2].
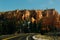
[1, 33, 60, 40]
[0, 34, 15, 40]
[1, 33, 38, 40]
[9, 33, 34, 40]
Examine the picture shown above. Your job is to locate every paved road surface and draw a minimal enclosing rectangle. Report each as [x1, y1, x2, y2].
[1, 33, 60, 40]
[1, 33, 37, 40]
[9, 34, 34, 40]
[0, 34, 15, 40]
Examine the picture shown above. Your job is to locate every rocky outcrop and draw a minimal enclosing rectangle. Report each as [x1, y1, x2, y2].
[0, 9, 60, 32]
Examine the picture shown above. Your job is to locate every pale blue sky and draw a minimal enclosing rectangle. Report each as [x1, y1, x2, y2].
[0, 0, 60, 13]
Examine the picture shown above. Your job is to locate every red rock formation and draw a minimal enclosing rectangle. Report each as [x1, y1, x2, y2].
[35, 10, 43, 23]
[1, 9, 60, 31]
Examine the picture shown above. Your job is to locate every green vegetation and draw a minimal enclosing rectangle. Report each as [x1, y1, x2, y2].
[0, 17, 57, 35]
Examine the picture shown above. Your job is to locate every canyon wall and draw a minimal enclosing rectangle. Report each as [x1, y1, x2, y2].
[0, 9, 60, 31]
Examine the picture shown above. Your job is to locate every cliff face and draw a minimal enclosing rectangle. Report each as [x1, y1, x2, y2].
[0, 9, 60, 30]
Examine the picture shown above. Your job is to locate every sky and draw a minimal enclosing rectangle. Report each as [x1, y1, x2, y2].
[0, 0, 60, 13]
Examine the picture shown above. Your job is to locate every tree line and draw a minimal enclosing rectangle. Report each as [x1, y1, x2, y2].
[0, 15, 56, 35]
